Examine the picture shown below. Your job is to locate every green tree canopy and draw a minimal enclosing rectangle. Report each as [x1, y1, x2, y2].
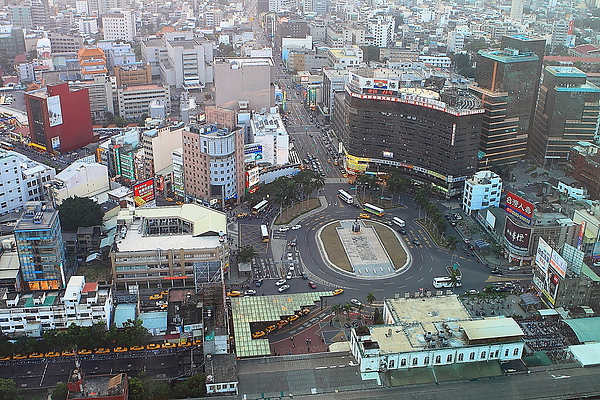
[51, 383, 68, 400]
[114, 115, 129, 128]
[0, 378, 22, 400]
[57, 196, 104, 231]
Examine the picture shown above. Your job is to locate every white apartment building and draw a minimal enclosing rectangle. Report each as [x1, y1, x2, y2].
[418, 55, 452, 68]
[116, 84, 171, 120]
[462, 170, 502, 214]
[368, 15, 395, 48]
[102, 10, 136, 42]
[48, 161, 110, 206]
[141, 37, 168, 77]
[447, 31, 465, 53]
[97, 41, 136, 69]
[172, 147, 184, 198]
[157, 31, 214, 89]
[0, 151, 55, 215]
[325, 46, 363, 69]
[250, 110, 289, 166]
[351, 296, 524, 374]
[141, 125, 184, 180]
[0, 276, 113, 337]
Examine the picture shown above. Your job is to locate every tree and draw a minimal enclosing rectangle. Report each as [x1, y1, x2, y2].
[373, 308, 384, 325]
[366, 292, 376, 305]
[331, 303, 342, 315]
[0, 378, 21, 400]
[360, 45, 380, 63]
[173, 373, 207, 398]
[237, 245, 257, 263]
[114, 115, 129, 128]
[128, 378, 145, 400]
[449, 269, 461, 292]
[57, 196, 104, 231]
[446, 235, 459, 262]
[51, 383, 68, 400]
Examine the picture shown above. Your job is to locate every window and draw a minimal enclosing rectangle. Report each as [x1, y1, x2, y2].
[504, 349, 509, 357]
[469, 352, 475, 360]
[388, 360, 395, 368]
[424, 356, 429, 364]
[447, 354, 453, 362]
[481, 351, 486, 359]
[458, 353, 464, 361]
[513, 348, 519, 356]
[435, 355, 441, 363]
[400, 359, 406, 367]
[412, 358, 418, 366]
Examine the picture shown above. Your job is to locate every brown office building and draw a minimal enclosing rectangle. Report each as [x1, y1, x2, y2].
[114, 63, 152, 87]
[566, 142, 600, 200]
[333, 72, 483, 195]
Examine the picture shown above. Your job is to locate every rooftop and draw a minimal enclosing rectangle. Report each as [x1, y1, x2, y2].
[14, 202, 58, 231]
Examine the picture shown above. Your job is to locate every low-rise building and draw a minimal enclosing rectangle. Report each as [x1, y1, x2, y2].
[77, 46, 108, 80]
[0, 276, 112, 337]
[47, 161, 110, 206]
[462, 170, 502, 214]
[110, 204, 228, 289]
[566, 142, 600, 200]
[114, 63, 152, 87]
[249, 109, 289, 166]
[350, 296, 524, 373]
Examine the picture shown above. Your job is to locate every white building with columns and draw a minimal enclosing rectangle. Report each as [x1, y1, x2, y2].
[350, 296, 524, 373]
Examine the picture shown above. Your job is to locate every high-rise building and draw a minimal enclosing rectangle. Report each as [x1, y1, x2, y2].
[14, 202, 66, 291]
[141, 125, 183, 181]
[275, 18, 308, 50]
[472, 44, 542, 168]
[102, 10, 136, 42]
[182, 124, 244, 205]
[214, 58, 274, 112]
[24, 83, 95, 153]
[333, 71, 483, 195]
[367, 15, 395, 48]
[510, 0, 524, 22]
[529, 66, 600, 167]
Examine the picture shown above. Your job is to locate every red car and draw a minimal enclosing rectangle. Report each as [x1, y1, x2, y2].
[309, 281, 317, 289]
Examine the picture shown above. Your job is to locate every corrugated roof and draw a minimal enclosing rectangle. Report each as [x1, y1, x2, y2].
[461, 317, 523, 341]
[570, 343, 600, 366]
[564, 317, 600, 343]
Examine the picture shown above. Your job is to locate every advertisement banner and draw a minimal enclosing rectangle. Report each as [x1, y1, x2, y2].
[535, 237, 552, 273]
[549, 250, 567, 278]
[47, 95, 63, 127]
[51, 136, 60, 150]
[246, 166, 260, 188]
[504, 217, 532, 252]
[244, 144, 263, 163]
[505, 191, 534, 225]
[133, 179, 155, 207]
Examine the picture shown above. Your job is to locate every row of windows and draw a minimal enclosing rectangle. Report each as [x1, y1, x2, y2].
[391, 348, 520, 367]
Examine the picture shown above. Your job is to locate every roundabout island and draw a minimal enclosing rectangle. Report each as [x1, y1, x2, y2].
[317, 219, 411, 278]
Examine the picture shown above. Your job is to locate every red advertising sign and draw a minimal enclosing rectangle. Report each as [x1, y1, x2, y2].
[505, 191, 534, 225]
[504, 217, 532, 252]
[133, 179, 155, 206]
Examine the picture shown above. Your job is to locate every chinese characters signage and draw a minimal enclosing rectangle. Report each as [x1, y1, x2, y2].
[505, 191, 534, 225]
[504, 217, 532, 252]
[133, 179, 155, 207]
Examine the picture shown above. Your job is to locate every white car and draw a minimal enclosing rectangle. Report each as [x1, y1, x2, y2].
[278, 226, 290, 232]
[291, 224, 302, 230]
[278, 284, 290, 293]
[244, 290, 257, 296]
[350, 298, 362, 307]
[286, 271, 293, 279]
[275, 279, 287, 286]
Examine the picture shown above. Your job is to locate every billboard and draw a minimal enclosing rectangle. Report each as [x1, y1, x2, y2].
[47, 95, 63, 127]
[549, 250, 567, 278]
[51, 136, 60, 150]
[504, 217, 532, 252]
[133, 179, 155, 207]
[535, 237, 552, 273]
[244, 143, 263, 163]
[246, 166, 260, 188]
[505, 191, 534, 225]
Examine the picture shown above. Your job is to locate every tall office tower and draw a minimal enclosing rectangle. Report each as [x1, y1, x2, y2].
[510, 0, 524, 21]
[30, 0, 50, 28]
[529, 66, 600, 168]
[181, 124, 244, 205]
[472, 44, 542, 168]
[14, 202, 66, 290]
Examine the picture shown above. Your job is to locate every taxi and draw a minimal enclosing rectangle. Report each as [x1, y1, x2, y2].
[0, 355, 11, 361]
[77, 349, 92, 355]
[45, 351, 61, 358]
[161, 342, 176, 349]
[193, 338, 203, 346]
[28, 352, 44, 359]
[146, 343, 161, 350]
[288, 315, 299, 322]
[227, 291, 242, 297]
[178, 341, 192, 347]
[332, 288, 344, 296]
[130, 345, 145, 351]
[358, 213, 371, 219]
[251, 331, 265, 339]
[149, 294, 163, 300]
[265, 325, 277, 333]
[13, 354, 27, 360]
[61, 350, 75, 356]
[94, 348, 110, 354]
[160, 290, 169, 296]
[113, 347, 128, 353]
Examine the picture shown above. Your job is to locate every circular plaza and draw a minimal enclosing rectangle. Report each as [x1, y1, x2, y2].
[317, 219, 411, 278]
